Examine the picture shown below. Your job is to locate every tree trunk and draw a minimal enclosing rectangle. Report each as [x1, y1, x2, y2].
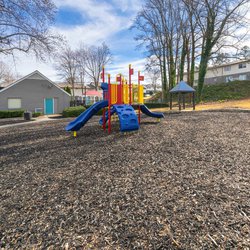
[169, 45, 176, 89]
[197, 52, 209, 101]
[162, 47, 168, 102]
[190, 24, 196, 87]
[179, 37, 187, 81]
[71, 80, 75, 99]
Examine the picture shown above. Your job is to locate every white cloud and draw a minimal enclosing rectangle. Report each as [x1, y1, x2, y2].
[111, 0, 143, 13]
[3, 0, 146, 82]
[53, 0, 136, 46]
[106, 58, 147, 83]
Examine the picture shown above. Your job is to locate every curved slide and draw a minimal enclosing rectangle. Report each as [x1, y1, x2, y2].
[140, 104, 164, 118]
[65, 100, 108, 131]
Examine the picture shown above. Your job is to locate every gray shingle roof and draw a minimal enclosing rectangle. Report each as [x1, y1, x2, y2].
[170, 81, 195, 93]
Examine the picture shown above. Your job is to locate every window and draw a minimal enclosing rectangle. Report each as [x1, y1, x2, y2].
[239, 63, 246, 69]
[239, 74, 247, 80]
[225, 76, 233, 82]
[224, 66, 231, 71]
[35, 108, 43, 113]
[8, 98, 21, 109]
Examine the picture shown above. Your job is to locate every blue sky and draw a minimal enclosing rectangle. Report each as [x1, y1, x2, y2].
[6, 0, 147, 82]
[53, 0, 145, 77]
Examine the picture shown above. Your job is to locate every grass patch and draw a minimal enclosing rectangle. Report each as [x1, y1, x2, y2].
[199, 80, 250, 102]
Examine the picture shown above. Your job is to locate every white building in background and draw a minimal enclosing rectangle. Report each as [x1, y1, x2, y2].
[184, 59, 250, 85]
[58, 83, 103, 105]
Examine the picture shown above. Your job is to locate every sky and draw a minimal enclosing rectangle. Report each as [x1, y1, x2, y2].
[5, 0, 147, 83]
[4, 0, 250, 84]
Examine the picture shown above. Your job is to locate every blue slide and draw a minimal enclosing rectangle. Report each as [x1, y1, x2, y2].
[99, 107, 116, 126]
[140, 104, 164, 118]
[113, 105, 139, 132]
[65, 100, 108, 131]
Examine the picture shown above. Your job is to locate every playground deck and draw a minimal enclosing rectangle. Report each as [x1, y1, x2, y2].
[0, 112, 249, 249]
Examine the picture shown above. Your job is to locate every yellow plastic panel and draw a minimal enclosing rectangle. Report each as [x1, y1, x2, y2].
[132, 84, 138, 104]
[123, 84, 129, 104]
[138, 85, 144, 104]
[111, 84, 118, 104]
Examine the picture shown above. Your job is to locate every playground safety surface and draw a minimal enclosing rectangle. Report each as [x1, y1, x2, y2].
[0, 112, 249, 249]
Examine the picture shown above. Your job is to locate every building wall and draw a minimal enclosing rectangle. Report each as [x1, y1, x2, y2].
[184, 60, 250, 85]
[0, 77, 71, 113]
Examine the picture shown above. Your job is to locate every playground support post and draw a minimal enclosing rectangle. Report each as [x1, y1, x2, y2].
[192, 92, 195, 110]
[108, 74, 111, 133]
[102, 66, 106, 130]
[129, 64, 133, 105]
[170, 93, 173, 110]
[138, 70, 141, 124]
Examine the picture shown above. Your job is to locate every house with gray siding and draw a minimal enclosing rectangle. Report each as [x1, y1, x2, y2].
[184, 59, 250, 85]
[0, 70, 71, 114]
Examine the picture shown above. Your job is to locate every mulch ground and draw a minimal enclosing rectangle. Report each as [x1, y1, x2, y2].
[0, 112, 249, 249]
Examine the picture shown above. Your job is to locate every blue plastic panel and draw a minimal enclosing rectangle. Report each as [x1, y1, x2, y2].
[113, 105, 139, 132]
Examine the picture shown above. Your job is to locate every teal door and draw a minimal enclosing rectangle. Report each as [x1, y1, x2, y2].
[45, 98, 54, 114]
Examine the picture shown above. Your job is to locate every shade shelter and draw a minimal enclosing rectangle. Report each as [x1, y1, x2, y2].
[169, 81, 196, 110]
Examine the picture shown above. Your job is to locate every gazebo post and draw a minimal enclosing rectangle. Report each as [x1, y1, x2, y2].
[169, 81, 195, 111]
[192, 92, 195, 110]
[183, 93, 185, 109]
[170, 93, 172, 110]
[178, 92, 181, 111]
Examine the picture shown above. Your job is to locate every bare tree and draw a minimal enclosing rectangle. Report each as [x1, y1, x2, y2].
[0, 0, 63, 60]
[237, 45, 250, 59]
[79, 42, 111, 90]
[133, 9, 168, 101]
[0, 61, 17, 85]
[145, 57, 161, 92]
[55, 46, 78, 98]
[76, 44, 87, 95]
[193, 0, 250, 100]
[133, 0, 187, 101]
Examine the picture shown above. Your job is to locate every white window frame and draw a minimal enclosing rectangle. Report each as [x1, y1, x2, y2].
[225, 76, 233, 82]
[8, 98, 22, 109]
[224, 66, 231, 72]
[239, 74, 247, 80]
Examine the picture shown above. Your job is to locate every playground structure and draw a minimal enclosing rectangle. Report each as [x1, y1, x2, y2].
[66, 65, 164, 135]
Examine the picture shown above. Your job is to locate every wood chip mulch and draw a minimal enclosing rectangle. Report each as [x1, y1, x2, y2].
[0, 118, 31, 127]
[0, 112, 249, 249]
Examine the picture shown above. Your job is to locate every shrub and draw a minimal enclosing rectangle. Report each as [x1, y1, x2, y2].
[32, 112, 42, 118]
[62, 106, 86, 117]
[0, 110, 24, 118]
[95, 108, 104, 116]
[64, 86, 71, 95]
[85, 104, 104, 115]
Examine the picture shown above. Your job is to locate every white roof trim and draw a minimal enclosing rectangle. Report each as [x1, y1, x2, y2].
[0, 70, 71, 96]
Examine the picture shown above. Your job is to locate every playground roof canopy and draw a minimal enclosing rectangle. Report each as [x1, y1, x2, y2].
[170, 81, 195, 93]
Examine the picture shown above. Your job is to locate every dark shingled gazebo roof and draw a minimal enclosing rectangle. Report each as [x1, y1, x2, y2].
[169, 81, 196, 111]
[170, 81, 195, 93]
